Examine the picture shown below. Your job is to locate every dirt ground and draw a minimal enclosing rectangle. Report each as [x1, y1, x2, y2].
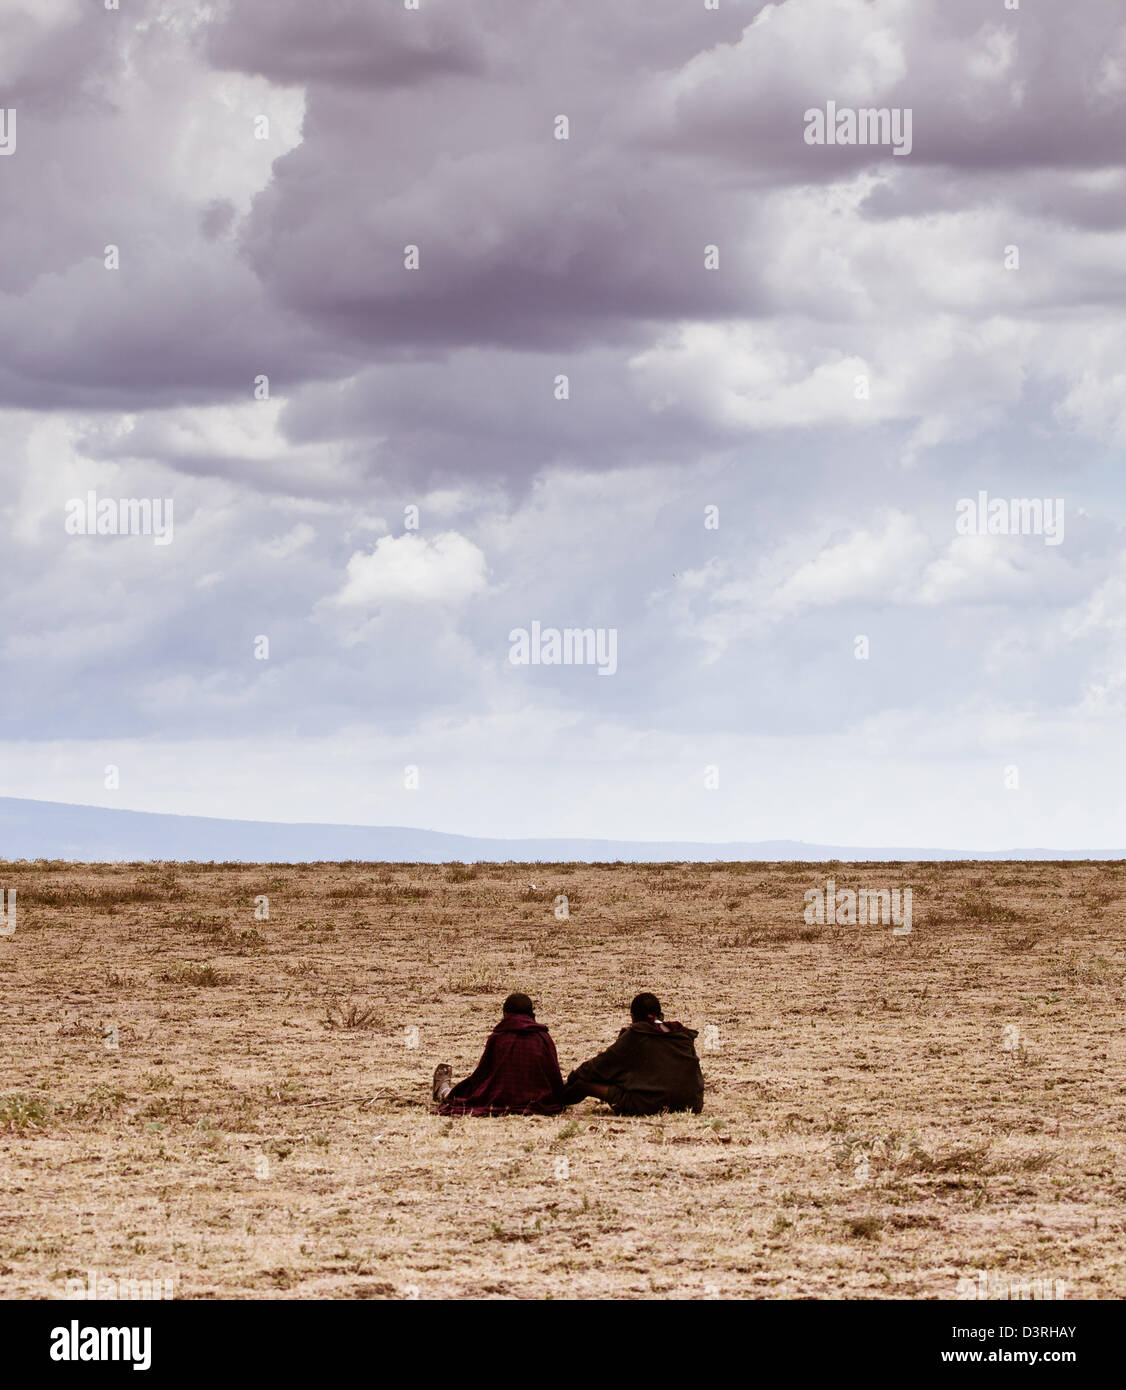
[1, 858, 1123, 1300]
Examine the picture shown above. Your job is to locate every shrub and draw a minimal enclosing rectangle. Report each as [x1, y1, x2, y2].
[323, 998, 381, 1030]
[0, 1094, 50, 1132]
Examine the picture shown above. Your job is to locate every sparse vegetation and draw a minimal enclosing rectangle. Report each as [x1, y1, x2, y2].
[446, 866, 479, 883]
[443, 966, 506, 995]
[159, 962, 232, 987]
[322, 997, 381, 1030]
[0, 1094, 50, 1132]
[0, 858, 1121, 1299]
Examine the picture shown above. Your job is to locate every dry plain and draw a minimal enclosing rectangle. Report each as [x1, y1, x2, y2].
[1, 858, 1124, 1300]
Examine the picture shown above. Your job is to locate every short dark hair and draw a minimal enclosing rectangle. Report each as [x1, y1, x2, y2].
[630, 992, 662, 1022]
[503, 992, 536, 1017]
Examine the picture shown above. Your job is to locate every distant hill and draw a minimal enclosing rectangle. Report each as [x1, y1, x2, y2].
[0, 797, 1120, 863]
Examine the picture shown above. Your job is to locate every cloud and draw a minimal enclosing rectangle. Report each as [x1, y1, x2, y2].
[775, 511, 929, 609]
[206, 0, 491, 89]
[332, 531, 488, 608]
[916, 535, 1073, 606]
[2, 0, 1126, 845]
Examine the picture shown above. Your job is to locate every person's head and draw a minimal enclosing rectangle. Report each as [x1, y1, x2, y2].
[630, 991, 662, 1023]
[503, 991, 536, 1019]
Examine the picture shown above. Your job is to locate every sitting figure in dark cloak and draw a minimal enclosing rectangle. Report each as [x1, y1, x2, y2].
[562, 992, 705, 1116]
[432, 992, 565, 1116]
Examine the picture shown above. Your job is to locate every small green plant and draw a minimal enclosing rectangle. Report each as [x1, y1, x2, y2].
[0, 1094, 50, 1132]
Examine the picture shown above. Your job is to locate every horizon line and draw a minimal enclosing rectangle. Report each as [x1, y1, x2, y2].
[1, 794, 1123, 859]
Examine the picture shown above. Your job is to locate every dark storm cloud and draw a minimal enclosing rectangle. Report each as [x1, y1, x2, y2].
[205, 0, 759, 88]
[212, 0, 1126, 425]
[0, 0, 345, 410]
[274, 348, 741, 487]
[205, 0, 492, 88]
[206, 0, 774, 360]
[5, 0, 1123, 416]
[234, 93, 762, 356]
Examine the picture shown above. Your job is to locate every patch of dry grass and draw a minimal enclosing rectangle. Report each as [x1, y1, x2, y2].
[0, 859, 1123, 1299]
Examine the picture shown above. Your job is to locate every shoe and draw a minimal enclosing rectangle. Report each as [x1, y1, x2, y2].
[432, 1063, 453, 1103]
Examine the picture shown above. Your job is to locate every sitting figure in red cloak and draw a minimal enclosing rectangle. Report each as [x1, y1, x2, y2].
[432, 992, 565, 1116]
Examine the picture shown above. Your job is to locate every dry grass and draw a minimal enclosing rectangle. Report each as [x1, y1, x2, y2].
[0, 858, 1123, 1300]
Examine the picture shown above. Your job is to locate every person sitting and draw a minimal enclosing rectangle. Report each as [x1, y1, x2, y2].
[432, 992, 565, 1116]
[562, 991, 704, 1115]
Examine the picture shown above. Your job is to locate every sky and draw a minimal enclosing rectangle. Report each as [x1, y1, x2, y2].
[1, 0, 1124, 850]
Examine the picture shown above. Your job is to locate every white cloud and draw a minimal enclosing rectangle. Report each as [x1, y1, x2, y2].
[262, 523, 315, 559]
[332, 532, 488, 608]
[916, 535, 1053, 605]
[775, 511, 928, 609]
